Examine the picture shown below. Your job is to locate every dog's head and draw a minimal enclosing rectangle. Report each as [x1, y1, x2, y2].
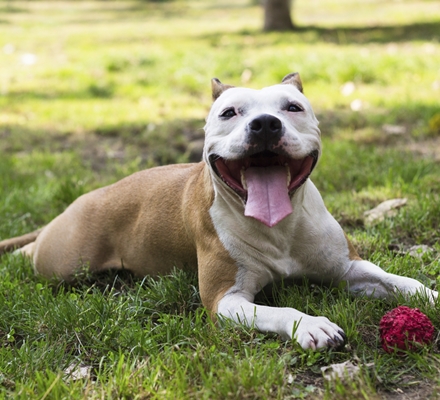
[203, 73, 321, 227]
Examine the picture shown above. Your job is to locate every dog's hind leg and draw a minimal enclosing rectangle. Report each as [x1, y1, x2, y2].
[17, 241, 37, 258]
[0, 228, 43, 256]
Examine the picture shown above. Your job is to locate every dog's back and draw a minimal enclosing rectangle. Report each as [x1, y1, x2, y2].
[7, 162, 210, 280]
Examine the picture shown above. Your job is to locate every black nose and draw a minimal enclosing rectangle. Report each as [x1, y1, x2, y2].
[247, 114, 283, 141]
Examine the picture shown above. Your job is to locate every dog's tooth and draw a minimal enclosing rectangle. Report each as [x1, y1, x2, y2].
[285, 164, 291, 186]
[240, 167, 247, 190]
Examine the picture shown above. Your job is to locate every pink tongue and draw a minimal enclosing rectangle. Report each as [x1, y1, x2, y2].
[244, 166, 293, 227]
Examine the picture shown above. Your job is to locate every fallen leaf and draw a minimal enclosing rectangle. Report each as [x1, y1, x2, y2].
[407, 245, 433, 258]
[0, 373, 15, 390]
[364, 198, 407, 225]
[64, 364, 91, 381]
[321, 361, 359, 381]
[321, 361, 374, 382]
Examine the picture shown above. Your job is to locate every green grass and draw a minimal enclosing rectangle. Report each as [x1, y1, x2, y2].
[1, 0, 440, 398]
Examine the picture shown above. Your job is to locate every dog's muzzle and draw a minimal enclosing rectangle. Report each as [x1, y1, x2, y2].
[209, 149, 318, 227]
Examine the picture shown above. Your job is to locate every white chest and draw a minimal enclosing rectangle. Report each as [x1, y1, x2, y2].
[209, 180, 351, 284]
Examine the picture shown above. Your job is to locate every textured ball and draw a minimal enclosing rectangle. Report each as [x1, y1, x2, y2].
[379, 306, 435, 354]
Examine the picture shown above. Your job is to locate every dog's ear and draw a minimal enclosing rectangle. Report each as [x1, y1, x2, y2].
[211, 78, 234, 101]
[281, 72, 303, 93]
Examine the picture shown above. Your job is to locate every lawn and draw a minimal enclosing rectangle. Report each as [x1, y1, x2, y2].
[1, 0, 440, 398]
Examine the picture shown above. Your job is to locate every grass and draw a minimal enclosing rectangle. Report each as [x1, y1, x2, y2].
[1, 0, 440, 398]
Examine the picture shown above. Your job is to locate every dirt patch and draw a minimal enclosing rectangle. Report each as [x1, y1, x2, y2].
[379, 380, 438, 399]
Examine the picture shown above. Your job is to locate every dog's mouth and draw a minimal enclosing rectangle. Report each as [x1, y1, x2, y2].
[209, 150, 318, 227]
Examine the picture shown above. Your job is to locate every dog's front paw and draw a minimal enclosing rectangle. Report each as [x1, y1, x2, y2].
[292, 316, 346, 350]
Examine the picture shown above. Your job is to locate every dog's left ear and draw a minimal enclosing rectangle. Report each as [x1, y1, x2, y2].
[281, 72, 303, 93]
[211, 78, 235, 101]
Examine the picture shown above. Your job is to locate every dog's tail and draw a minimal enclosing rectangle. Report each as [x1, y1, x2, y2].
[0, 228, 43, 255]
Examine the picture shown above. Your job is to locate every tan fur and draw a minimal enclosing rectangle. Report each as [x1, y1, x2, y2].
[22, 162, 238, 315]
[173, 163, 239, 314]
[344, 232, 362, 261]
[211, 78, 235, 101]
[281, 72, 303, 93]
[0, 229, 43, 255]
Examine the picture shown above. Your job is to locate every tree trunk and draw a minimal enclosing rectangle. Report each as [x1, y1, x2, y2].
[263, 0, 294, 31]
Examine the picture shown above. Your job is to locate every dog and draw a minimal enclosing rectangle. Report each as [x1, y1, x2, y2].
[0, 73, 437, 350]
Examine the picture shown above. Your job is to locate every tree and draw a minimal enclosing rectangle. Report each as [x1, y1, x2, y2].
[263, 0, 294, 31]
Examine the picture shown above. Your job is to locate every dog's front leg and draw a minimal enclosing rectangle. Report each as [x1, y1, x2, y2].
[217, 292, 346, 350]
[198, 245, 348, 350]
[197, 243, 345, 350]
[340, 259, 438, 302]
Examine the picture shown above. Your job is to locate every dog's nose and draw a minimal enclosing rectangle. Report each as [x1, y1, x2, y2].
[247, 114, 283, 140]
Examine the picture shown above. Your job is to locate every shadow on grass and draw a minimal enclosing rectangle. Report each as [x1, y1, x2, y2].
[2, 101, 439, 168]
[201, 20, 440, 45]
[2, 0, 438, 44]
[296, 21, 440, 44]
[66, 1, 197, 24]
[317, 102, 440, 135]
[0, 5, 24, 14]
[1, 117, 206, 169]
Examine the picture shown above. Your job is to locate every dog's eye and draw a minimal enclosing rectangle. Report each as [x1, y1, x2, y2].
[220, 108, 236, 119]
[287, 103, 304, 112]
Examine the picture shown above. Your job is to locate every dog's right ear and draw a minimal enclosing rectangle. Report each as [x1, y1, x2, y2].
[281, 72, 303, 93]
[211, 78, 234, 101]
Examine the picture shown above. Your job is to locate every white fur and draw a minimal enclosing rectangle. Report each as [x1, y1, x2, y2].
[204, 84, 321, 161]
[204, 83, 437, 350]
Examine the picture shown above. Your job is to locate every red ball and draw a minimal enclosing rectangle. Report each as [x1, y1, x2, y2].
[379, 306, 435, 354]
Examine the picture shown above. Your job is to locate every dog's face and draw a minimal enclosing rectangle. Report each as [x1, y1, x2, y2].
[203, 73, 321, 227]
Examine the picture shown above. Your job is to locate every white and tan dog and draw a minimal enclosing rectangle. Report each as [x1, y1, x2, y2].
[1, 73, 437, 350]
